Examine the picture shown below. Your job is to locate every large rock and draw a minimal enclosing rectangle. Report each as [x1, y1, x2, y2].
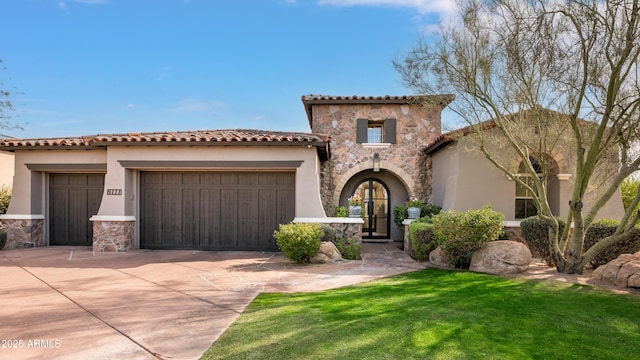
[310, 242, 343, 264]
[429, 246, 452, 269]
[469, 240, 532, 275]
[591, 251, 640, 290]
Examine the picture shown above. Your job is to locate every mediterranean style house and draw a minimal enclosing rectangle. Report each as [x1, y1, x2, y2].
[0, 95, 625, 251]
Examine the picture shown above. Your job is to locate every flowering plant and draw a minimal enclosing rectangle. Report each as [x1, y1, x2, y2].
[406, 197, 423, 207]
[348, 193, 363, 206]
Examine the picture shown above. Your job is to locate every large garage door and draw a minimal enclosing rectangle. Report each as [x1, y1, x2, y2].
[140, 172, 295, 251]
[50, 173, 105, 246]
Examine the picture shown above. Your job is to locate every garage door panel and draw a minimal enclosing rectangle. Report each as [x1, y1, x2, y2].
[162, 188, 182, 247]
[258, 189, 277, 248]
[140, 171, 294, 250]
[199, 188, 221, 247]
[182, 188, 200, 246]
[49, 174, 104, 246]
[220, 188, 238, 248]
[142, 188, 163, 246]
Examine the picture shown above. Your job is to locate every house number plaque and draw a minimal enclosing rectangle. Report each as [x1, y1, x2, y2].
[107, 189, 123, 196]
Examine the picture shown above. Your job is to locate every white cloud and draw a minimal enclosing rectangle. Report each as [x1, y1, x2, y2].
[170, 99, 226, 113]
[58, 0, 108, 13]
[127, 103, 135, 109]
[317, 0, 455, 15]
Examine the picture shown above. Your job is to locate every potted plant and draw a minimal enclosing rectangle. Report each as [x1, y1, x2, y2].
[406, 197, 423, 219]
[348, 193, 364, 218]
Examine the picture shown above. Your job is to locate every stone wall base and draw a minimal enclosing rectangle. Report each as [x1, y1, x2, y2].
[0, 219, 45, 249]
[92, 221, 135, 252]
[293, 217, 364, 244]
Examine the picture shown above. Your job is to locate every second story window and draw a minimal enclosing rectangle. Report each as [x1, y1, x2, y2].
[357, 119, 396, 144]
[367, 122, 384, 143]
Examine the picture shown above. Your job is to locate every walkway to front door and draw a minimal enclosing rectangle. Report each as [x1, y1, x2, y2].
[354, 178, 390, 239]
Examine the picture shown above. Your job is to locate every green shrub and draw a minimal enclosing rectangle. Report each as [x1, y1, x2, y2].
[336, 206, 348, 218]
[0, 186, 10, 215]
[432, 206, 505, 269]
[584, 219, 640, 269]
[409, 222, 435, 261]
[318, 224, 337, 243]
[621, 178, 640, 213]
[520, 216, 566, 265]
[274, 223, 323, 263]
[0, 231, 6, 250]
[334, 237, 361, 260]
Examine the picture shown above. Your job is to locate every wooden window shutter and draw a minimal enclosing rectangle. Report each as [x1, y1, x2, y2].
[385, 118, 397, 144]
[356, 119, 368, 143]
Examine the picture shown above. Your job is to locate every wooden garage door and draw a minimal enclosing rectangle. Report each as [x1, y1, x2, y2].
[50, 174, 105, 246]
[140, 172, 295, 251]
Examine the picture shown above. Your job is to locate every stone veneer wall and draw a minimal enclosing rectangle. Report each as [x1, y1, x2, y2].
[1, 219, 45, 249]
[327, 222, 363, 244]
[311, 103, 441, 206]
[92, 221, 135, 252]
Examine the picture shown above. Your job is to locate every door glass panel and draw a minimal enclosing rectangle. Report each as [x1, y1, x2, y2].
[354, 179, 389, 238]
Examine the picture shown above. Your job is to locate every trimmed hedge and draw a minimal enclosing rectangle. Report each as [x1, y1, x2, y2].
[431, 207, 504, 269]
[520, 216, 566, 265]
[274, 223, 323, 263]
[409, 221, 435, 261]
[584, 219, 640, 269]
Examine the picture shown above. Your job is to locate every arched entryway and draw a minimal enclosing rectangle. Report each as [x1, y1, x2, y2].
[353, 178, 390, 239]
[340, 169, 410, 241]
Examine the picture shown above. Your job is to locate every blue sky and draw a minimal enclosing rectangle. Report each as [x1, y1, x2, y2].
[0, 0, 455, 139]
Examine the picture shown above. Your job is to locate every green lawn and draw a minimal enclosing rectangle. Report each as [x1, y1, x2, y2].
[201, 268, 640, 360]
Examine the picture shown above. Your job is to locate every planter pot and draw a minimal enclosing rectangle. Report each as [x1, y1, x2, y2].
[349, 205, 362, 218]
[407, 207, 421, 219]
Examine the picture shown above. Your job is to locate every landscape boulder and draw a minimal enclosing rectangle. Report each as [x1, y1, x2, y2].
[469, 240, 532, 275]
[429, 246, 452, 269]
[591, 251, 640, 290]
[310, 241, 343, 264]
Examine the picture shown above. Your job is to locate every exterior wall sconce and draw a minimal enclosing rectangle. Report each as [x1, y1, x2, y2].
[373, 153, 380, 172]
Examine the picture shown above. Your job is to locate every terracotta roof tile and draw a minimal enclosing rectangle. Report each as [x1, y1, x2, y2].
[0, 129, 329, 149]
[301, 94, 455, 128]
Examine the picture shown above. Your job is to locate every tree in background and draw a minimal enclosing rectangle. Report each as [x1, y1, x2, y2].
[395, 0, 640, 273]
[0, 59, 20, 130]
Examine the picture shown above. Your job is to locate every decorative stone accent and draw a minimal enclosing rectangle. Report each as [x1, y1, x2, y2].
[92, 221, 135, 252]
[429, 246, 452, 269]
[311, 241, 343, 264]
[326, 222, 363, 243]
[403, 219, 413, 256]
[310, 103, 442, 206]
[0, 218, 45, 249]
[469, 240, 532, 275]
[293, 218, 363, 243]
[591, 251, 640, 289]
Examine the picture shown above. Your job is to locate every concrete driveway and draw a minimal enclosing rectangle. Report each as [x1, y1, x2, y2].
[0, 243, 424, 360]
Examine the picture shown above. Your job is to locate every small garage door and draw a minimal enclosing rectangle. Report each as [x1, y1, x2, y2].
[50, 174, 105, 246]
[140, 172, 295, 251]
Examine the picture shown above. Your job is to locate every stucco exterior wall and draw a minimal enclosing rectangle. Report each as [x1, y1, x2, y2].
[0, 150, 14, 188]
[311, 103, 442, 207]
[430, 134, 625, 221]
[94, 145, 326, 220]
[4, 150, 107, 216]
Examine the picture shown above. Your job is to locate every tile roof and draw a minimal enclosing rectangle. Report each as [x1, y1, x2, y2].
[0, 129, 330, 150]
[301, 94, 455, 128]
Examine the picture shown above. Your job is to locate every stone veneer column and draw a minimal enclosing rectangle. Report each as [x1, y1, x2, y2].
[0, 217, 45, 249]
[92, 219, 135, 252]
